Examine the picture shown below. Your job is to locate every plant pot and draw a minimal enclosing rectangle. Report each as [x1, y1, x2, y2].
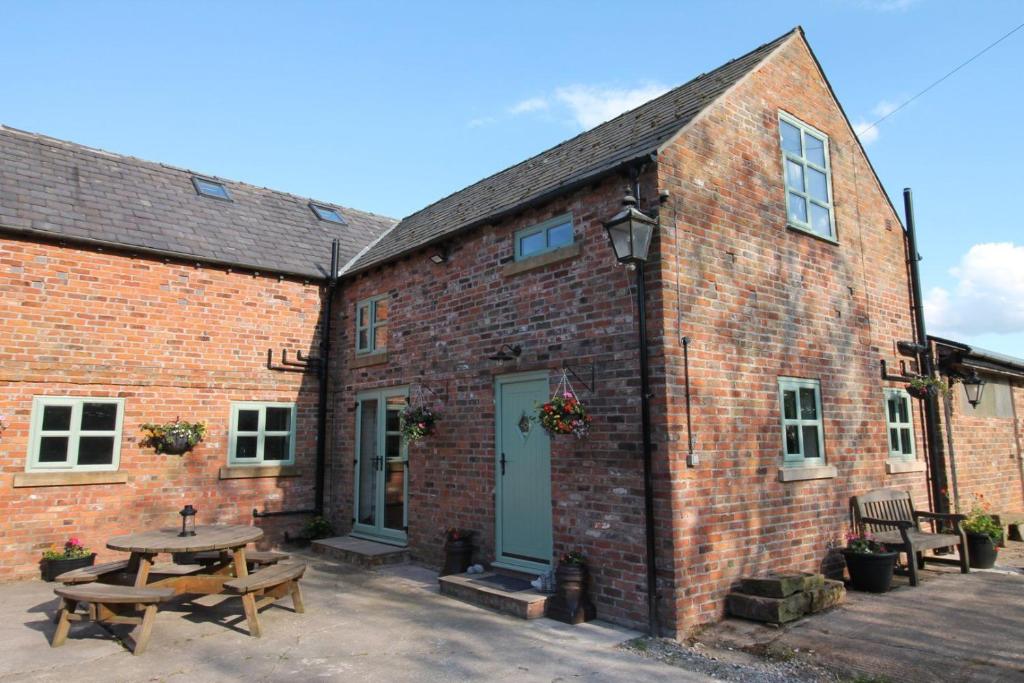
[966, 532, 998, 569]
[546, 564, 597, 624]
[441, 538, 473, 576]
[161, 434, 193, 455]
[40, 553, 96, 582]
[842, 549, 897, 593]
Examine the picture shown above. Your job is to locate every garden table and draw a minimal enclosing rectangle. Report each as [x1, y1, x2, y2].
[107, 525, 263, 594]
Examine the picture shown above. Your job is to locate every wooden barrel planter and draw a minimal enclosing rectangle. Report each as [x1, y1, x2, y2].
[966, 532, 998, 569]
[440, 537, 474, 576]
[842, 549, 897, 593]
[546, 564, 596, 624]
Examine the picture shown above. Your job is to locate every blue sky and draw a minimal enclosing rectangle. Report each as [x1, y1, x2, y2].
[2, 1, 1021, 357]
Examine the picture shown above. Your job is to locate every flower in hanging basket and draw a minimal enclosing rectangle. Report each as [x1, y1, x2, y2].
[905, 376, 947, 400]
[140, 418, 206, 455]
[400, 405, 438, 443]
[536, 391, 592, 439]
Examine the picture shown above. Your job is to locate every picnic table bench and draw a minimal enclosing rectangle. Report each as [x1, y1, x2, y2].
[224, 561, 306, 638]
[51, 584, 174, 655]
[851, 487, 969, 586]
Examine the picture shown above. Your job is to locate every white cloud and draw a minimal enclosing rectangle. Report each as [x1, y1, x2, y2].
[872, 100, 899, 118]
[468, 116, 497, 128]
[925, 242, 1024, 337]
[508, 97, 548, 115]
[554, 83, 669, 130]
[853, 0, 922, 12]
[853, 119, 880, 144]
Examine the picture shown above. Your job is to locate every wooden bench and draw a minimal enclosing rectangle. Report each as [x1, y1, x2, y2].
[851, 488, 969, 586]
[193, 550, 290, 569]
[224, 561, 306, 637]
[55, 559, 131, 585]
[51, 584, 174, 655]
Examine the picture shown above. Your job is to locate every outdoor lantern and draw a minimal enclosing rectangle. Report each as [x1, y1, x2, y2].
[179, 504, 197, 537]
[962, 372, 986, 408]
[603, 187, 657, 264]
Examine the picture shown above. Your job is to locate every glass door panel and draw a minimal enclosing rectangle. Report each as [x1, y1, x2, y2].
[356, 398, 379, 527]
[352, 389, 408, 545]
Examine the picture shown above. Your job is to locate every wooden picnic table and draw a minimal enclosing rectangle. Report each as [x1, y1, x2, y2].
[107, 525, 263, 594]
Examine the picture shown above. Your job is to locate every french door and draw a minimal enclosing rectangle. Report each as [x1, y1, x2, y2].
[352, 387, 408, 545]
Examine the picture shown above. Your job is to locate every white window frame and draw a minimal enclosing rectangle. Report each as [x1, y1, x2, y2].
[26, 396, 125, 472]
[778, 112, 836, 241]
[514, 213, 575, 261]
[228, 402, 297, 466]
[355, 295, 388, 355]
[777, 377, 826, 466]
[884, 388, 916, 461]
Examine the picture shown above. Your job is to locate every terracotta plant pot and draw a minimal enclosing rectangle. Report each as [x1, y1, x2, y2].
[842, 549, 897, 593]
[41, 553, 96, 582]
[441, 538, 473, 576]
[966, 532, 998, 569]
[546, 564, 597, 624]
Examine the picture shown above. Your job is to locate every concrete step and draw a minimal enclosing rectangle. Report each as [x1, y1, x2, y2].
[312, 536, 409, 569]
[438, 572, 550, 620]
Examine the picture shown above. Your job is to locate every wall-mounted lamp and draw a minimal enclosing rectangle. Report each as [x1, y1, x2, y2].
[488, 344, 522, 361]
[429, 246, 449, 264]
[962, 371, 986, 408]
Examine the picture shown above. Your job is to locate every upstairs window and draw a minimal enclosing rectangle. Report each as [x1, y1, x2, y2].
[356, 296, 389, 354]
[192, 176, 231, 201]
[884, 388, 916, 460]
[779, 113, 834, 240]
[778, 377, 826, 466]
[514, 214, 574, 260]
[229, 402, 296, 465]
[310, 203, 346, 224]
[27, 397, 124, 471]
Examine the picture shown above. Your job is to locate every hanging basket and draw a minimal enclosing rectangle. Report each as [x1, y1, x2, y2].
[536, 370, 592, 439]
[400, 385, 441, 443]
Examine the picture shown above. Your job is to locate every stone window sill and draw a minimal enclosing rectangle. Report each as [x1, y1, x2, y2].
[502, 242, 581, 277]
[777, 464, 838, 482]
[786, 223, 839, 246]
[352, 351, 388, 368]
[886, 459, 926, 474]
[219, 465, 300, 480]
[12, 471, 128, 488]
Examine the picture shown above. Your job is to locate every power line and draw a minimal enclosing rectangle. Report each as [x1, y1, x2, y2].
[858, 20, 1024, 137]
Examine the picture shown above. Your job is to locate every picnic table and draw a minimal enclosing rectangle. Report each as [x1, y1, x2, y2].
[107, 524, 263, 593]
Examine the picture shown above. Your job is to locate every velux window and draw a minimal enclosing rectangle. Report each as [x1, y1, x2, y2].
[355, 296, 389, 354]
[310, 203, 346, 224]
[27, 397, 125, 471]
[514, 214, 574, 260]
[229, 402, 296, 465]
[779, 113, 834, 240]
[192, 176, 231, 200]
[884, 388, 916, 460]
[778, 378, 826, 465]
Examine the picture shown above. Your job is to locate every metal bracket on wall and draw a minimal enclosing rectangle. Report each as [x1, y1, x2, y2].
[563, 363, 596, 394]
[880, 359, 916, 382]
[267, 348, 321, 375]
[414, 381, 450, 405]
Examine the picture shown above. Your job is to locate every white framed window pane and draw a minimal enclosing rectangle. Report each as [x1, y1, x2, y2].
[804, 133, 826, 167]
[42, 405, 72, 431]
[897, 396, 908, 423]
[802, 426, 821, 459]
[810, 203, 832, 236]
[786, 160, 804, 191]
[374, 299, 388, 322]
[38, 436, 70, 462]
[888, 397, 898, 422]
[900, 429, 913, 454]
[548, 222, 573, 248]
[265, 407, 291, 432]
[781, 121, 801, 154]
[358, 329, 370, 350]
[78, 437, 115, 465]
[358, 305, 370, 327]
[799, 387, 817, 419]
[81, 402, 118, 431]
[520, 231, 545, 256]
[235, 436, 258, 458]
[807, 168, 828, 201]
[263, 436, 290, 461]
[785, 425, 800, 454]
[890, 428, 900, 451]
[788, 193, 807, 223]
[237, 409, 259, 432]
[783, 390, 797, 420]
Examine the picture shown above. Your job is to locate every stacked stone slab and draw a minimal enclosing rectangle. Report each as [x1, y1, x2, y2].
[727, 573, 845, 624]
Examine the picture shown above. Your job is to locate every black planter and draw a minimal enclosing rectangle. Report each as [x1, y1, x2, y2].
[160, 434, 193, 455]
[966, 532, 999, 569]
[41, 553, 96, 582]
[842, 549, 897, 593]
[546, 564, 596, 624]
[441, 538, 473, 576]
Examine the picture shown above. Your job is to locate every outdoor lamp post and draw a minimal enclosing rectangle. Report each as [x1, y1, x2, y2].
[604, 186, 659, 637]
[962, 372, 986, 408]
[179, 504, 197, 537]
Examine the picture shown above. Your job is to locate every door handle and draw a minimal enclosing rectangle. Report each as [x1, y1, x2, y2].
[500, 452, 507, 476]
[372, 456, 382, 471]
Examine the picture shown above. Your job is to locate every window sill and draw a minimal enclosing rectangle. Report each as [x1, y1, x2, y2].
[219, 465, 300, 480]
[352, 351, 388, 368]
[886, 459, 926, 474]
[777, 464, 838, 482]
[12, 470, 128, 488]
[502, 242, 581, 277]
[786, 223, 839, 246]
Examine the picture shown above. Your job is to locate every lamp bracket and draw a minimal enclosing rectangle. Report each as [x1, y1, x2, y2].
[562, 363, 596, 394]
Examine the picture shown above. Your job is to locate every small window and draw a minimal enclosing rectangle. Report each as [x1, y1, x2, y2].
[229, 402, 297, 465]
[192, 176, 231, 201]
[777, 378, 826, 465]
[355, 296, 389, 354]
[884, 388, 915, 460]
[514, 214, 574, 261]
[779, 113, 834, 240]
[27, 397, 124, 471]
[310, 203, 346, 224]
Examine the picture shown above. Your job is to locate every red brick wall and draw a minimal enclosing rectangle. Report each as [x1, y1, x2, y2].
[0, 235, 324, 579]
[654, 34, 930, 630]
[328, 170, 671, 631]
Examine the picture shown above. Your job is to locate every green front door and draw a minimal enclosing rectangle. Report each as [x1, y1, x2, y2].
[352, 387, 408, 546]
[495, 373, 553, 573]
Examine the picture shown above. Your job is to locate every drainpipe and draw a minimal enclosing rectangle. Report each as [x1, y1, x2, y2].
[903, 189, 949, 514]
[314, 238, 340, 514]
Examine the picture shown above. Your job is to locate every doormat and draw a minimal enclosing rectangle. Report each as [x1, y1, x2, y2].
[472, 574, 535, 592]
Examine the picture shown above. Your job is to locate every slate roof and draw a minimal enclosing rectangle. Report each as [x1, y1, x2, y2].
[344, 28, 799, 275]
[0, 126, 396, 279]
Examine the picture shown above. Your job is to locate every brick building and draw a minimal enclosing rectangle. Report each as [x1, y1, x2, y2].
[1, 27, 1015, 636]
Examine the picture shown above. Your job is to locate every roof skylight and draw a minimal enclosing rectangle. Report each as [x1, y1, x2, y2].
[310, 203, 346, 224]
[192, 176, 231, 201]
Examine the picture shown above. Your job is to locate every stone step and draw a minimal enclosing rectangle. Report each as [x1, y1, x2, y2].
[311, 536, 409, 569]
[439, 572, 550, 620]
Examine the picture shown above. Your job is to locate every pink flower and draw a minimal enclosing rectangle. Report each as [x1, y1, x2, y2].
[563, 391, 574, 399]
